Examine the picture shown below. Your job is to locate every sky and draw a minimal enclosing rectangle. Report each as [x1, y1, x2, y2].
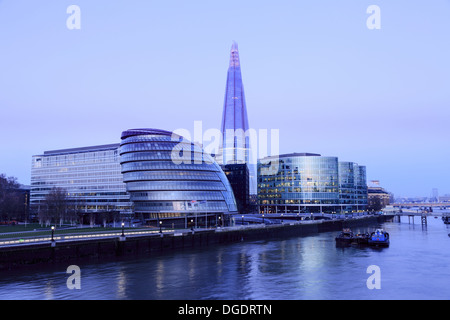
[0, 0, 449, 198]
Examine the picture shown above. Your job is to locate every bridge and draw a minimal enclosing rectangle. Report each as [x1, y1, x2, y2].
[391, 203, 450, 208]
[382, 204, 450, 226]
[388, 210, 450, 225]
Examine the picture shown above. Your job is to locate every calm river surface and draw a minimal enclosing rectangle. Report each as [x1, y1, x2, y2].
[1, 215, 449, 300]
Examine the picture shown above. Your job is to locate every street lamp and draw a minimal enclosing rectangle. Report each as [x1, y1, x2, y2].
[51, 226, 55, 242]
[159, 220, 162, 233]
[241, 215, 244, 226]
[191, 219, 194, 232]
[262, 214, 265, 224]
[218, 216, 221, 227]
[121, 222, 125, 237]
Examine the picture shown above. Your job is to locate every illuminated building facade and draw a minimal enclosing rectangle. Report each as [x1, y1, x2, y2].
[119, 128, 238, 228]
[30, 144, 132, 217]
[258, 153, 367, 214]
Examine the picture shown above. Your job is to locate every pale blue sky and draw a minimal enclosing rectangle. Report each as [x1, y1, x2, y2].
[1, 0, 449, 197]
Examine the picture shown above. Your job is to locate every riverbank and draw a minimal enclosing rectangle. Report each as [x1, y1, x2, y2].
[0, 214, 394, 271]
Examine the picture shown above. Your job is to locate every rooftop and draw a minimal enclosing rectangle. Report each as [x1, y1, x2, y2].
[42, 144, 120, 156]
[120, 128, 173, 140]
[260, 152, 322, 160]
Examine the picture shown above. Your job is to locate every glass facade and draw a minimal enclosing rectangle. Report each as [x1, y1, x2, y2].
[338, 161, 356, 213]
[30, 144, 132, 216]
[120, 128, 237, 227]
[220, 41, 250, 165]
[258, 153, 368, 214]
[219, 41, 256, 196]
[354, 163, 368, 211]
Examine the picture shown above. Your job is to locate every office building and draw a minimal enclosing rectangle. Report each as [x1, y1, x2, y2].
[257, 153, 368, 214]
[338, 162, 356, 213]
[354, 164, 368, 212]
[30, 144, 132, 219]
[367, 180, 391, 211]
[221, 163, 250, 213]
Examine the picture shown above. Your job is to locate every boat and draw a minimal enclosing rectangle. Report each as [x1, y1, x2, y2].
[354, 232, 370, 244]
[368, 229, 390, 247]
[335, 228, 354, 244]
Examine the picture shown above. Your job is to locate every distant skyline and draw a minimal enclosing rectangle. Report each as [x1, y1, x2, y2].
[1, 0, 449, 197]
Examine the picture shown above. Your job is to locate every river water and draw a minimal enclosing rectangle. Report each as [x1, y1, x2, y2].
[0, 215, 449, 300]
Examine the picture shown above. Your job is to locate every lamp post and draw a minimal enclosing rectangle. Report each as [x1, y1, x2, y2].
[262, 214, 265, 224]
[121, 222, 125, 237]
[159, 220, 162, 233]
[218, 216, 221, 228]
[51, 226, 55, 242]
[241, 215, 244, 226]
[191, 219, 194, 232]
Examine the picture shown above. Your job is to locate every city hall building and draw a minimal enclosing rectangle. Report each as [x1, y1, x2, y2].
[119, 128, 238, 228]
[257, 153, 367, 214]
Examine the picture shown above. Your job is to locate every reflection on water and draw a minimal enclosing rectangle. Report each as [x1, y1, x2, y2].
[0, 216, 449, 300]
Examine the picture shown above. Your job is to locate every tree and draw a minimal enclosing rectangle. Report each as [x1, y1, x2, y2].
[368, 196, 383, 212]
[42, 187, 68, 226]
[0, 174, 22, 222]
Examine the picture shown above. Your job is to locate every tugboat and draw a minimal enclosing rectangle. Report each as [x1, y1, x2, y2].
[335, 228, 354, 244]
[368, 229, 390, 247]
[354, 232, 370, 245]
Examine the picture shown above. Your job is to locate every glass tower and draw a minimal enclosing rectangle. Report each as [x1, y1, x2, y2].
[220, 41, 257, 196]
[220, 41, 250, 166]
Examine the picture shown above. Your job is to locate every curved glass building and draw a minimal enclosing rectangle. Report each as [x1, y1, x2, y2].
[258, 153, 340, 214]
[258, 153, 367, 214]
[119, 128, 237, 228]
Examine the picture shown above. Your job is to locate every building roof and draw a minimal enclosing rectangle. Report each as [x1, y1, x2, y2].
[42, 143, 120, 156]
[260, 152, 321, 161]
[120, 128, 173, 140]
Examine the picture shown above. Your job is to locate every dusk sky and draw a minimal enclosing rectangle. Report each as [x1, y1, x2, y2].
[1, 0, 449, 197]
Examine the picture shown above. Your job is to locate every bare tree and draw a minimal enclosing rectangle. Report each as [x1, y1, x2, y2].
[0, 174, 23, 222]
[43, 187, 68, 226]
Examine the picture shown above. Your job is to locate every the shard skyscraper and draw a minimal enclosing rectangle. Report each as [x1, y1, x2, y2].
[220, 41, 250, 166]
[220, 41, 256, 195]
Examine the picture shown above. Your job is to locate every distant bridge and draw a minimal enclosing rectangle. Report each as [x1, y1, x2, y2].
[392, 211, 450, 225]
[391, 203, 450, 208]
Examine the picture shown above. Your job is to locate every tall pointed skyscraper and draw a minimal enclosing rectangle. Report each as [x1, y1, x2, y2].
[220, 41, 256, 197]
[220, 41, 250, 165]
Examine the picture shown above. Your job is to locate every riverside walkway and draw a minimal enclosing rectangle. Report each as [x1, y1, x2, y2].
[0, 214, 393, 270]
[0, 213, 383, 248]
